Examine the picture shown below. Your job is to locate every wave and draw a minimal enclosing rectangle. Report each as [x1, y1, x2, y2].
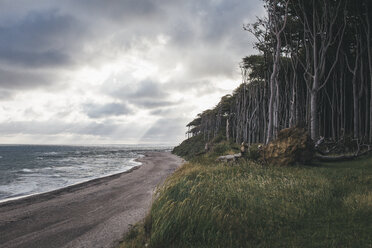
[0, 145, 168, 202]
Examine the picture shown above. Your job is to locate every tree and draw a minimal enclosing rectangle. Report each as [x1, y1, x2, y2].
[295, 0, 346, 141]
[265, 0, 289, 143]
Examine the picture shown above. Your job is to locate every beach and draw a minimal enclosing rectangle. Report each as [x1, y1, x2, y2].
[0, 151, 183, 248]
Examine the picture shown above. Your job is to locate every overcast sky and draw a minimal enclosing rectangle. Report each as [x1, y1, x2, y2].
[0, 0, 264, 145]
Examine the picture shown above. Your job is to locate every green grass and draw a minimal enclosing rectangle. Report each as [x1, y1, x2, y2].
[172, 134, 241, 161]
[121, 156, 372, 248]
[172, 135, 206, 160]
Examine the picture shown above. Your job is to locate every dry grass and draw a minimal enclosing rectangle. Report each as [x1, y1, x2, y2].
[121, 156, 372, 248]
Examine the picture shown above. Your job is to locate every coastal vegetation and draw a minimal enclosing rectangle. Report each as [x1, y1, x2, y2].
[186, 0, 372, 152]
[121, 153, 372, 247]
[121, 0, 372, 247]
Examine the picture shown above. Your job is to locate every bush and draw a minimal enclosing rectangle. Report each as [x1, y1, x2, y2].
[261, 127, 314, 166]
[211, 142, 230, 156]
[246, 143, 262, 160]
[211, 132, 226, 144]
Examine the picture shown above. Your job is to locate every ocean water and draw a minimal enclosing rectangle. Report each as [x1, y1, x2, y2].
[0, 145, 172, 202]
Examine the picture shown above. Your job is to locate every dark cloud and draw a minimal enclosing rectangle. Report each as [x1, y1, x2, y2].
[0, 9, 84, 68]
[132, 99, 178, 109]
[105, 79, 179, 109]
[0, 0, 262, 92]
[76, 121, 121, 136]
[0, 68, 57, 90]
[0, 0, 264, 143]
[0, 48, 72, 69]
[128, 80, 168, 99]
[72, 0, 163, 22]
[83, 102, 132, 119]
[150, 108, 170, 116]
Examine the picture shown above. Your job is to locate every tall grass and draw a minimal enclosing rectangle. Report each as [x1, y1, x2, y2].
[121, 156, 372, 248]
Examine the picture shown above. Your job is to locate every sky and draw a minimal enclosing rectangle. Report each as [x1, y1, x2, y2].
[0, 0, 264, 145]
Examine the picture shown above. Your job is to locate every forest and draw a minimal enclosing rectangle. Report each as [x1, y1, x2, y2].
[122, 1, 372, 247]
[185, 0, 372, 154]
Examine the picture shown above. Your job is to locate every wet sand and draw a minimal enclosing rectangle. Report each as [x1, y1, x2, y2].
[0, 151, 183, 248]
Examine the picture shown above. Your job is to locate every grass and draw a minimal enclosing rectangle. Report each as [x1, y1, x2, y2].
[172, 134, 241, 161]
[120, 155, 372, 248]
[172, 135, 206, 160]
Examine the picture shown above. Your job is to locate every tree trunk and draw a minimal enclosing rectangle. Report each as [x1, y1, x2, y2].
[310, 89, 319, 140]
[266, 47, 278, 143]
[353, 82, 359, 138]
[366, 8, 372, 142]
[226, 118, 230, 141]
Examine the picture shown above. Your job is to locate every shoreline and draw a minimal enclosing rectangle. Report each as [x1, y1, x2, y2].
[0, 157, 142, 205]
[0, 151, 183, 248]
[0, 155, 142, 207]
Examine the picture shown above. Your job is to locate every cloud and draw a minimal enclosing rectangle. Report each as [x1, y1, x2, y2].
[0, 68, 59, 90]
[129, 80, 168, 99]
[0, 9, 84, 68]
[0, 90, 14, 100]
[0, 0, 264, 144]
[83, 102, 132, 119]
[109, 79, 168, 99]
[105, 79, 180, 109]
[140, 117, 188, 143]
[0, 120, 131, 137]
[71, 0, 163, 22]
[0, 120, 72, 135]
[165, 79, 227, 97]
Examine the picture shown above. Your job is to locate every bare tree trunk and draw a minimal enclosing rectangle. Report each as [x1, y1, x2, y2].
[310, 90, 318, 139]
[310, 10, 319, 139]
[353, 82, 359, 138]
[266, 38, 281, 143]
[274, 75, 280, 136]
[345, 32, 362, 139]
[366, 8, 372, 142]
[266, 0, 288, 144]
[298, 0, 345, 141]
[226, 118, 229, 141]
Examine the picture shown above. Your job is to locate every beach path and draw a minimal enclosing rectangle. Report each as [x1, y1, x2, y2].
[0, 151, 183, 248]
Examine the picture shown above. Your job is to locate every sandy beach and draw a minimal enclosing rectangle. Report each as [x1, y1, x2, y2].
[0, 151, 183, 248]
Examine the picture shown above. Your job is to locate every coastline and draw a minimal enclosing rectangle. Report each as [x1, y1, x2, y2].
[0, 158, 142, 205]
[0, 151, 183, 248]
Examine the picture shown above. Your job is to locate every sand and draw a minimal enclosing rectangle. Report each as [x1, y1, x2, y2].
[0, 151, 183, 248]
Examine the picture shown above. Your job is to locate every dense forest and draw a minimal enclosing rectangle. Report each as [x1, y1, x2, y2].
[185, 0, 372, 151]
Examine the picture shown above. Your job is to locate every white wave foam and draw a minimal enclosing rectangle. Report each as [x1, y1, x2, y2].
[43, 152, 59, 155]
[0, 146, 157, 202]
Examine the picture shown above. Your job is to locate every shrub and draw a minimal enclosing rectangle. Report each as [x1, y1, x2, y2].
[211, 142, 230, 156]
[246, 143, 262, 160]
[261, 127, 314, 166]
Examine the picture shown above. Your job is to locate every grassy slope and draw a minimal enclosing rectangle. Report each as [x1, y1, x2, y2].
[172, 134, 241, 160]
[172, 135, 206, 160]
[121, 155, 372, 248]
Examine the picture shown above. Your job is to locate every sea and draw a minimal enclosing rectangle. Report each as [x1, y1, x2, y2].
[0, 144, 172, 202]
